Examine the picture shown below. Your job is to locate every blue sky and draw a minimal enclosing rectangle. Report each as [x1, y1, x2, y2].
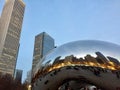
[0, 0, 120, 82]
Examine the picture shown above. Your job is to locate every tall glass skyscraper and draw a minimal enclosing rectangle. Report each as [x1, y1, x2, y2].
[32, 32, 55, 74]
[0, 0, 25, 76]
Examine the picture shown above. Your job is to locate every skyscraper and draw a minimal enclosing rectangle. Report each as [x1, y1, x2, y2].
[14, 69, 23, 83]
[0, 0, 25, 76]
[26, 70, 31, 84]
[32, 32, 55, 74]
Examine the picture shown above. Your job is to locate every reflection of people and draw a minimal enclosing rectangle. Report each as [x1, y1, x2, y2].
[88, 85, 97, 90]
[64, 83, 69, 90]
[93, 88, 97, 90]
[93, 68, 100, 77]
[116, 72, 120, 78]
[116, 87, 120, 90]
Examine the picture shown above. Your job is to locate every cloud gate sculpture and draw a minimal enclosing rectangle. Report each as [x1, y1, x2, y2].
[32, 40, 120, 90]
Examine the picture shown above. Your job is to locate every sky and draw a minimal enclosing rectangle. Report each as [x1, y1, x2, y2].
[0, 0, 120, 82]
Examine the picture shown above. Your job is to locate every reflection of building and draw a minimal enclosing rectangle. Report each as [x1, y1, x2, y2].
[107, 56, 120, 65]
[85, 54, 98, 63]
[14, 69, 23, 83]
[32, 32, 55, 74]
[31, 40, 120, 90]
[96, 52, 109, 64]
[53, 56, 61, 64]
[65, 55, 74, 62]
[0, 0, 25, 76]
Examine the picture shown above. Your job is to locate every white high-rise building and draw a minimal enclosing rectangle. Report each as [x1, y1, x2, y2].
[0, 0, 25, 76]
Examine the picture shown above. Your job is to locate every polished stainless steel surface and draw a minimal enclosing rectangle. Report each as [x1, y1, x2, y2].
[33, 40, 120, 76]
[32, 40, 120, 90]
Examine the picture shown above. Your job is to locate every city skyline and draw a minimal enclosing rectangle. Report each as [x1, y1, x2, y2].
[0, 0, 120, 81]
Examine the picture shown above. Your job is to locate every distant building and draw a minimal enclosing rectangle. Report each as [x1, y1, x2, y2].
[107, 56, 120, 65]
[26, 70, 31, 84]
[0, 0, 25, 76]
[85, 54, 98, 63]
[95, 52, 109, 64]
[14, 69, 23, 83]
[32, 32, 55, 75]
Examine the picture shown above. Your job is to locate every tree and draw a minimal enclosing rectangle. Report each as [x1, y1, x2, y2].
[0, 73, 28, 90]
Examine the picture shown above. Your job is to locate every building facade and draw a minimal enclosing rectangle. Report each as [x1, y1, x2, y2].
[32, 32, 55, 74]
[14, 69, 23, 83]
[0, 0, 25, 76]
[26, 70, 32, 84]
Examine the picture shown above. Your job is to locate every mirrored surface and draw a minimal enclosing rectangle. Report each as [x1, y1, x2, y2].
[33, 40, 120, 77]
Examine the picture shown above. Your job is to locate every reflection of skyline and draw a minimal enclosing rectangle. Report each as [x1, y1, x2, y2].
[46, 51, 120, 69]
[32, 51, 120, 83]
[40, 40, 120, 68]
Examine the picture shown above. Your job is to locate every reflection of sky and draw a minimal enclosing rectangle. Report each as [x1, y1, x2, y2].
[41, 40, 120, 66]
[33, 40, 120, 74]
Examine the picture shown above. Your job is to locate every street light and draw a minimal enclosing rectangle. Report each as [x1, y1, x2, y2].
[28, 85, 31, 90]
